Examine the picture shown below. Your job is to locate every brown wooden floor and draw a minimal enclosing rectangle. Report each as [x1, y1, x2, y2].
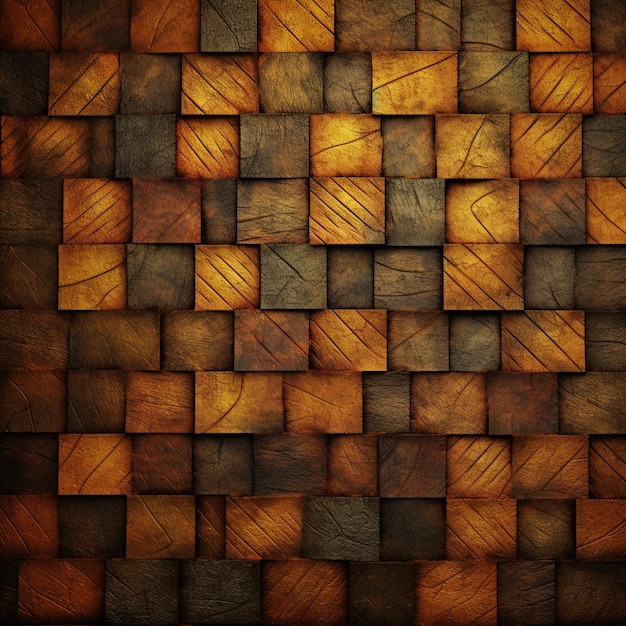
[2, 0, 626, 624]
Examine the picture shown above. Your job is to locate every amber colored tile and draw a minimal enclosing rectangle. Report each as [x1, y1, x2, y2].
[372, 52, 458, 115]
[529, 53, 593, 113]
[195, 371, 283, 434]
[58, 244, 126, 310]
[309, 177, 385, 244]
[182, 53, 258, 115]
[262, 561, 347, 624]
[501, 310, 585, 372]
[131, 0, 199, 52]
[0, 0, 60, 51]
[1, 116, 95, 178]
[132, 178, 201, 243]
[126, 495, 195, 558]
[195, 245, 260, 310]
[436, 114, 510, 179]
[0, 495, 58, 558]
[446, 179, 520, 243]
[517, 0, 590, 52]
[310, 309, 387, 371]
[590, 437, 626, 498]
[63, 179, 131, 243]
[444, 244, 524, 311]
[310, 114, 382, 177]
[446, 499, 517, 560]
[327, 434, 378, 496]
[411, 372, 488, 435]
[586, 178, 626, 244]
[511, 113, 582, 179]
[594, 53, 626, 114]
[58, 434, 132, 495]
[234, 310, 309, 372]
[126, 371, 194, 433]
[284, 371, 363, 433]
[176, 117, 239, 178]
[48, 52, 120, 116]
[576, 500, 626, 560]
[447, 436, 512, 499]
[226, 495, 303, 559]
[416, 561, 497, 626]
[18, 559, 103, 624]
[258, 0, 334, 52]
[512, 435, 588, 498]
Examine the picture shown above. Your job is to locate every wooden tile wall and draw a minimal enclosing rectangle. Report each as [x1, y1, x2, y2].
[1, 1, 626, 624]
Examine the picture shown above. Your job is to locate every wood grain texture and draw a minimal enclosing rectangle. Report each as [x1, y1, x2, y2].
[263, 560, 347, 625]
[436, 114, 510, 179]
[459, 51, 529, 113]
[379, 434, 446, 497]
[310, 309, 387, 371]
[176, 116, 239, 179]
[516, 0, 590, 52]
[0, 0, 61, 51]
[310, 114, 382, 177]
[182, 53, 257, 115]
[388, 311, 449, 371]
[126, 495, 195, 558]
[310, 177, 385, 244]
[374, 247, 443, 310]
[302, 496, 379, 560]
[258, 0, 334, 52]
[529, 53, 593, 113]
[412, 372, 487, 434]
[237, 178, 309, 244]
[372, 51, 458, 115]
[512, 435, 588, 498]
[61, 0, 129, 51]
[195, 244, 259, 310]
[382, 115, 435, 177]
[590, 436, 626, 498]
[416, 0, 460, 50]
[195, 371, 283, 434]
[518, 499, 575, 559]
[416, 561, 497, 626]
[63, 179, 131, 244]
[511, 113, 583, 179]
[69, 311, 159, 370]
[284, 371, 362, 433]
[126, 371, 193, 433]
[447, 436, 512, 498]
[201, 0, 257, 52]
[446, 498, 517, 559]
[225, 495, 303, 559]
[132, 178, 201, 243]
[0, 495, 58, 558]
[444, 243, 524, 310]
[576, 499, 626, 560]
[446, 179, 519, 244]
[259, 52, 323, 114]
[586, 177, 626, 244]
[132, 434, 192, 494]
[18, 559, 103, 625]
[234, 309, 309, 371]
[58, 244, 126, 310]
[161, 310, 232, 371]
[58, 434, 131, 495]
[327, 434, 378, 496]
[48, 52, 120, 116]
[335, 0, 415, 52]
[131, 0, 199, 52]
[501, 310, 585, 372]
